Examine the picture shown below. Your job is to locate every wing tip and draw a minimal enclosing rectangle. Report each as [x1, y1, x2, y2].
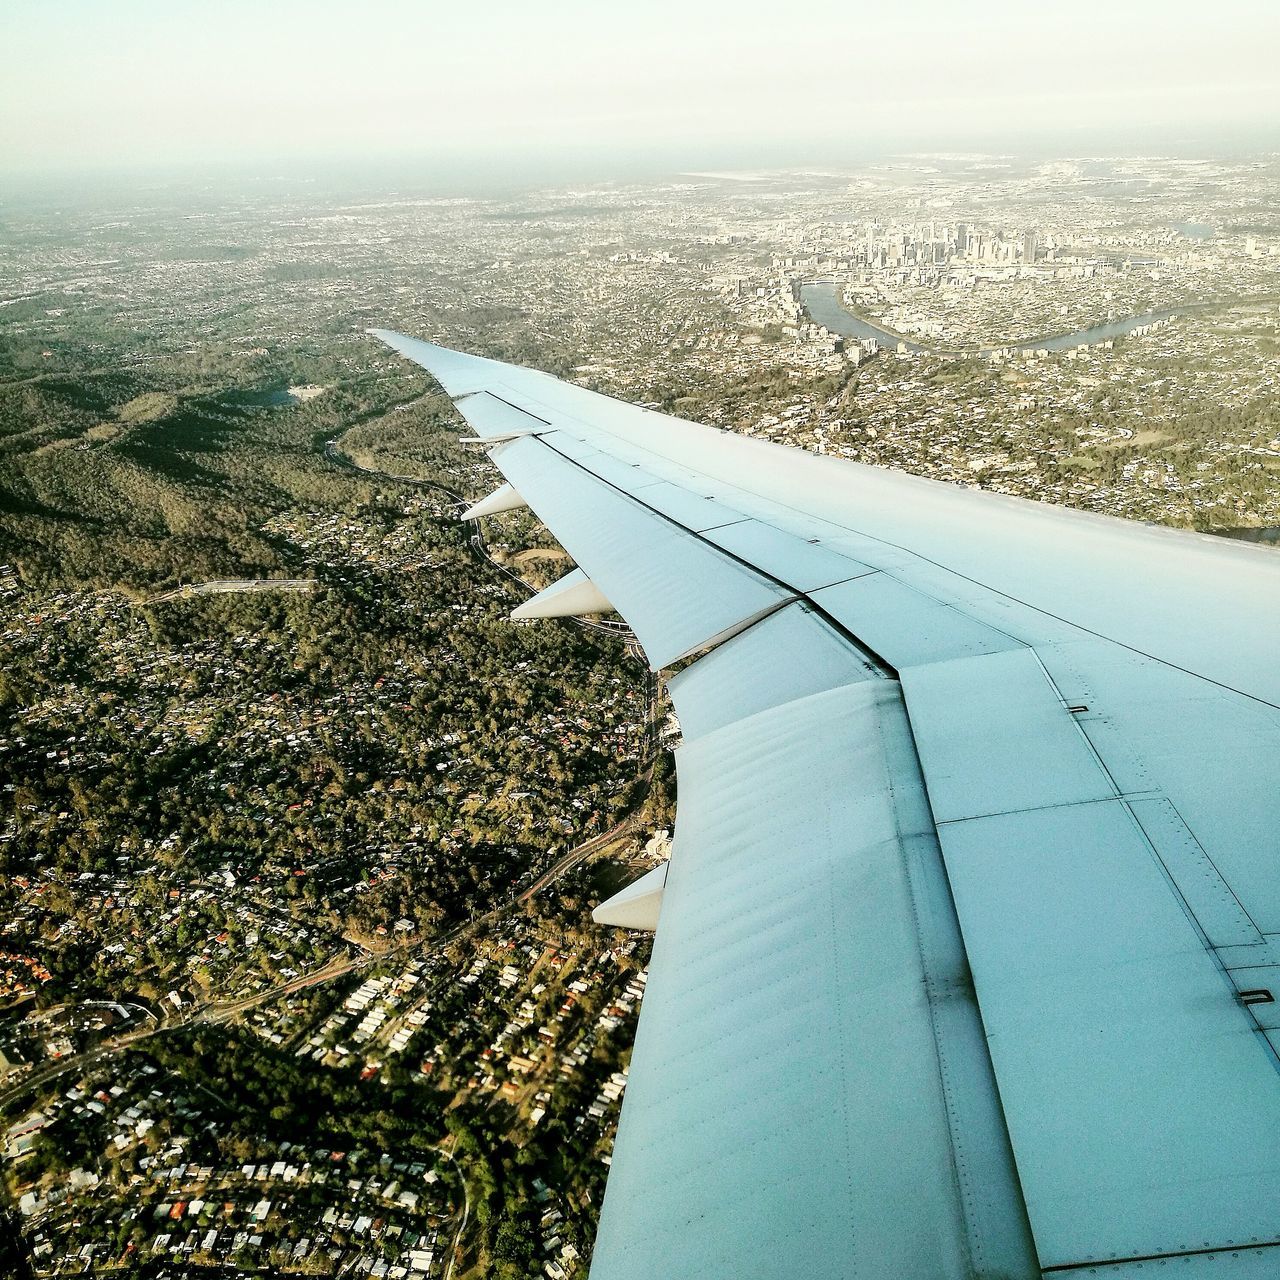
[368, 328, 483, 390]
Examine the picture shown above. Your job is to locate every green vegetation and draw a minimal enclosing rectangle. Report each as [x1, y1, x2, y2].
[7, 161, 1275, 1277]
[0, 194, 672, 1277]
[0, 355, 650, 998]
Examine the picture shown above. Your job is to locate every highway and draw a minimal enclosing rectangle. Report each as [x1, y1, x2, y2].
[0, 955, 357, 1111]
[0, 767, 654, 1114]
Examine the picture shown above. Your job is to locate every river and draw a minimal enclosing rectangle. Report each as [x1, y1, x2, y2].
[800, 284, 924, 352]
[799, 282, 1180, 357]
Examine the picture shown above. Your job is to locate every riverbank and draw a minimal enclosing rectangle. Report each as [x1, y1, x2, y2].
[798, 282, 1182, 357]
[800, 283, 1280, 360]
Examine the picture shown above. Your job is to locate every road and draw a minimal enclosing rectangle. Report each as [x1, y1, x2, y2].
[0, 955, 357, 1111]
[429, 1140, 470, 1280]
[517, 801, 648, 904]
[0, 787, 651, 1114]
[146, 578, 316, 603]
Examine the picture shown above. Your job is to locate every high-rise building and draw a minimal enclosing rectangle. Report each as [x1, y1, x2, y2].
[1022, 230, 1038, 264]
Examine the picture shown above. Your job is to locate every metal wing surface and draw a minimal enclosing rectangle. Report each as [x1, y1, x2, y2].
[374, 330, 1280, 1280]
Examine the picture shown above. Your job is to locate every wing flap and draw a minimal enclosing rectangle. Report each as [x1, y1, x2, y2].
[615, 480, 745, 533]
[590, 681, 1034, 1280]
[1040, 641, 1280, 933]
[900, 648, 1115, 822]
[488, 435, 792, 669]
[666, 600, 879, 741]
[939, 799, 1280, 1268]
[454, 389, 549, 438]
[703, 519, 876, 592]
[812, 573, 1025, 668]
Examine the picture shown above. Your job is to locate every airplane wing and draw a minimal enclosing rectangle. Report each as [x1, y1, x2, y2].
[373, 330, 1280, 1280]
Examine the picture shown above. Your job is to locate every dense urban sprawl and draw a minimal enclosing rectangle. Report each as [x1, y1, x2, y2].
[1, 151, 1277, 1276]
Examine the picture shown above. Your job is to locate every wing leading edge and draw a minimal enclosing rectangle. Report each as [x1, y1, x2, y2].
[375, 331, 1280, 1280]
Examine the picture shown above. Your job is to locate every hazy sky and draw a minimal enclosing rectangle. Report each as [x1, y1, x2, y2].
[3, 0, 1278, 178]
